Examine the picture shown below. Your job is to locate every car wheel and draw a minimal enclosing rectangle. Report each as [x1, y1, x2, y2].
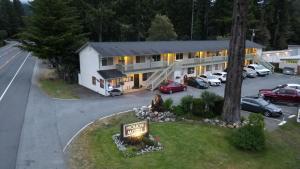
[264, 111, 271, 117]
[169, 90, 173, 94]
[209, 82, 212, 86]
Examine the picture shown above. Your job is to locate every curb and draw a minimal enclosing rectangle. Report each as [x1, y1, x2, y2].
[62, 109, 132, 153]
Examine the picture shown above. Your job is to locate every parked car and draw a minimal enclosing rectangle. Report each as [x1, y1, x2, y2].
[243, 67, 257, 78]
[260, 84, 300, 92]
[224, 68, 251, 79]
[241, 97, 282, 117]
[259, 88, 300, 104]
[186, 77, 210, 89]
[159, 81, 187, 94]
[108, 89, 123, 96]
[247, 64, 271, 76]
[212, 72, 227, 82]
[282, 67, 295, 75]
[199, 74, 221, 86]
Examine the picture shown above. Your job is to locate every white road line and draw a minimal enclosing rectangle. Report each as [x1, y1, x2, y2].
[0, 51, 22, 70]
[62, 109, 132, 153]
[0, 47, 17, 59]
[62, 121, 94, 152]
[0, 44, 16, 56]
[0, 52, 31, 102]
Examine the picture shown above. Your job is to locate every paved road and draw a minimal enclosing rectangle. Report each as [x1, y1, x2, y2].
[0, 43, 35, 169]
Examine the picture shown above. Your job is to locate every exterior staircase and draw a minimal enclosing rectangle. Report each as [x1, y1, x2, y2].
[146, 62, 177, 91]
[256, 55, 275, 72]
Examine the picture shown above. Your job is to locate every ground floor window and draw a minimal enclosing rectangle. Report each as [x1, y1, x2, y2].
[214, 64, 219, 70]
[92, 76, 96, 85]
[206, 65, 212, 71]
[142, 73, 148, 81]
[187, 67, 195, 74]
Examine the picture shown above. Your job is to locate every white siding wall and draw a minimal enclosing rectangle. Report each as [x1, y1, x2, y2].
[78, 46, 104, 94]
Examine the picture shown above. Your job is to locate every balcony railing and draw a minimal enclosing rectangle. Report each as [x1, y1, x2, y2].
[116, 61, 168, 73]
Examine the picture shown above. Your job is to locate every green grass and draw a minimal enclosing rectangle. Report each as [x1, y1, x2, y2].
[39, 78, 79, 99]
[68, 113, 300, 169]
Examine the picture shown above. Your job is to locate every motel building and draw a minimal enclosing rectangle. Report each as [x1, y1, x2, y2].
[77, 40, 263, 96]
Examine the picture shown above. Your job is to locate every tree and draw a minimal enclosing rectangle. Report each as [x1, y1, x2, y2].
[287, 0, 300, 45]
[0, 0, 18, 36]
[21, 0, 86, 81]
[193, 0, 212, 40]
[222, 0, 248, 123]
[13, 0, 25, 30]
[147, 14, 177, 41]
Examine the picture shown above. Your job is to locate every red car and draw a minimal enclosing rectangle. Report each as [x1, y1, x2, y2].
[259, 88, 300, 104]
[159, 81, 187, 94]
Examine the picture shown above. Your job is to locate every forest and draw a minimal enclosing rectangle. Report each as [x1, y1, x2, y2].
[0, 0, 299, 80]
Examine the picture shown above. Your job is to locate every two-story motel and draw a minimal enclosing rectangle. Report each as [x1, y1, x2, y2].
[77, 40, 263, 96]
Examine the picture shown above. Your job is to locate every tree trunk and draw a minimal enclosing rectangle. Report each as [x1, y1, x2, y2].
[222, 0, 248, 124]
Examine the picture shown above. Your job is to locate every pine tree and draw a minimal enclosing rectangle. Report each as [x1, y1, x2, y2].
[21, 0, 86, 81]
[13, 0, 25, 30]
[147, 14, 177, 41]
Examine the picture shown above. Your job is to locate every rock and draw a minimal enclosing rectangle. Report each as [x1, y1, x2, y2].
[204, 119, 210, 123]
[215, 119, 220, 123]
[227, 124, 234, 128]
[165, 118, 170, 122]
[133, 107, 138, 112]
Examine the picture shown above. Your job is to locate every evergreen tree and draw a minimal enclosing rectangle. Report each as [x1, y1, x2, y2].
[0, 0, 18, 36]
[287, 0, 300, 44]
[21, 0, 86, 81]
[13, 0, 25, 29]
[193, 0, 212, 40]
[147, 14, 177, 41]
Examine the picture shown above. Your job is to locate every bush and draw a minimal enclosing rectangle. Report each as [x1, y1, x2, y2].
[163, 98, 173, 111]
[200, 91, 224, 117]
[230, 125, 265, 151]
[172, 105, 185, 116]
[249, 113, 265, 128]
[191, 98, 205, 116]
[180, 95, 193, 114]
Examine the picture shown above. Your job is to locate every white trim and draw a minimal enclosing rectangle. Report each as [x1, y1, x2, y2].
[0, 52, 30, 102]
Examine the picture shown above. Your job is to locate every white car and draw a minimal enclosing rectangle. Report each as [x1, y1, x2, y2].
[247, 64, 271, 76]
[199, 74, 221, 86]
[278, 84, 300, 91]
[212, 72, 227, 82]
[243, 67, 257, 78]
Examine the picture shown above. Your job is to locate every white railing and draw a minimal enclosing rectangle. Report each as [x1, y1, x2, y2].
[116, 61, 168, 73]
[148, 62, 177, 91]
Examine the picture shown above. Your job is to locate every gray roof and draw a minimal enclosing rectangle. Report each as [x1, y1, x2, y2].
[97, 69, 126, 80]
[79, 40, 263, 57]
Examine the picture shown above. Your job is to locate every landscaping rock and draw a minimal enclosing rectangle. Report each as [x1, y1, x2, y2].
[134, 106, 176, 122]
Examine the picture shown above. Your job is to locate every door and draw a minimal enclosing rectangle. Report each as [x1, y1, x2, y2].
[134, 74, 139, 88]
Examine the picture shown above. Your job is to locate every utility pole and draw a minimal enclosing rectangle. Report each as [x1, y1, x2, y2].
[191, 0, 195, 40]
[249, 29, 257, 41]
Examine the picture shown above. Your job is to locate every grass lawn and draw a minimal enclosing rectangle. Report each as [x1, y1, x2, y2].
[39, 78, 79, 99]
[68, 112, 300, 169]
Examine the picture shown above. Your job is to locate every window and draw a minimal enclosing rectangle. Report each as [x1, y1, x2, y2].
[102, 57, 113, 66]
[152, 55, 161, 62]
[187, 67, 195, 74]
[100, 79, 104, 88]
[188, 52, 195, 58]
[206, 65, 212, 71]
[214, 64, 219, 70]
[136, 56, 145, 63]
[176, 53, 183, 60]
[92, 76, 96, 85]
[142, 73, 148, 81]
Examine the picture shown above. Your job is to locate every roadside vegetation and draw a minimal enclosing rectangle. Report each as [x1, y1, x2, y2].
[68, 112, 300, 169]
[39, 78, 79, 99]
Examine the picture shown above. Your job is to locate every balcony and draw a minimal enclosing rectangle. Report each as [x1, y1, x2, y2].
[181, 54, 255, 67]
[116, 61, 168, 73]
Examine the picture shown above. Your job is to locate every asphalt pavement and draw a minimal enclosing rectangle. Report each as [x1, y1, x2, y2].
[0, 43, 35, 169]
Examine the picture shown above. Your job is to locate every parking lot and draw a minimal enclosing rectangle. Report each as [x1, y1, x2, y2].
[156, 73, 300, 131]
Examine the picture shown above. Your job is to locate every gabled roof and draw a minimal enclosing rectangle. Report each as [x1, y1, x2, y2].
[78, 40, 263, 57]
[97, 69, 126, 80]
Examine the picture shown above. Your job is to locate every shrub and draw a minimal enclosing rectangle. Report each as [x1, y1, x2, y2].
[163, 98, 173, 111]
[230, 125, 265, 151]
[172, 105, 185, 116]
[200, 91, 224, 117]
[180, 95, 193, 114]
[249, 113, 265, 129]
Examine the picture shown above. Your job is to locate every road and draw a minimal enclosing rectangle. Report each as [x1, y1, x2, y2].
[0, 42, 35, 169]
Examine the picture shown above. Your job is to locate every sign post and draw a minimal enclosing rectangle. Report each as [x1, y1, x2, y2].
[297, 108, 300, 123]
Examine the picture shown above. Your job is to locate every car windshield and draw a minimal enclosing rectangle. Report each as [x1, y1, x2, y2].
[207, 75, 216, 79]
[257, 98, 269, 106]
[256, 65, 265, 70]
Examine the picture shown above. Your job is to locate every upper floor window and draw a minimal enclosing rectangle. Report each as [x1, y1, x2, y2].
[188, 52, 195, 59]
[92, 76, 96, 85]
[214, 64, 219, 70]
[136, 56, 146, 63]
[206, 65, 212, 71]
[102, 57, 113, 66]
[152, 55, 161, 62]
[176, 53, 183, 60]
